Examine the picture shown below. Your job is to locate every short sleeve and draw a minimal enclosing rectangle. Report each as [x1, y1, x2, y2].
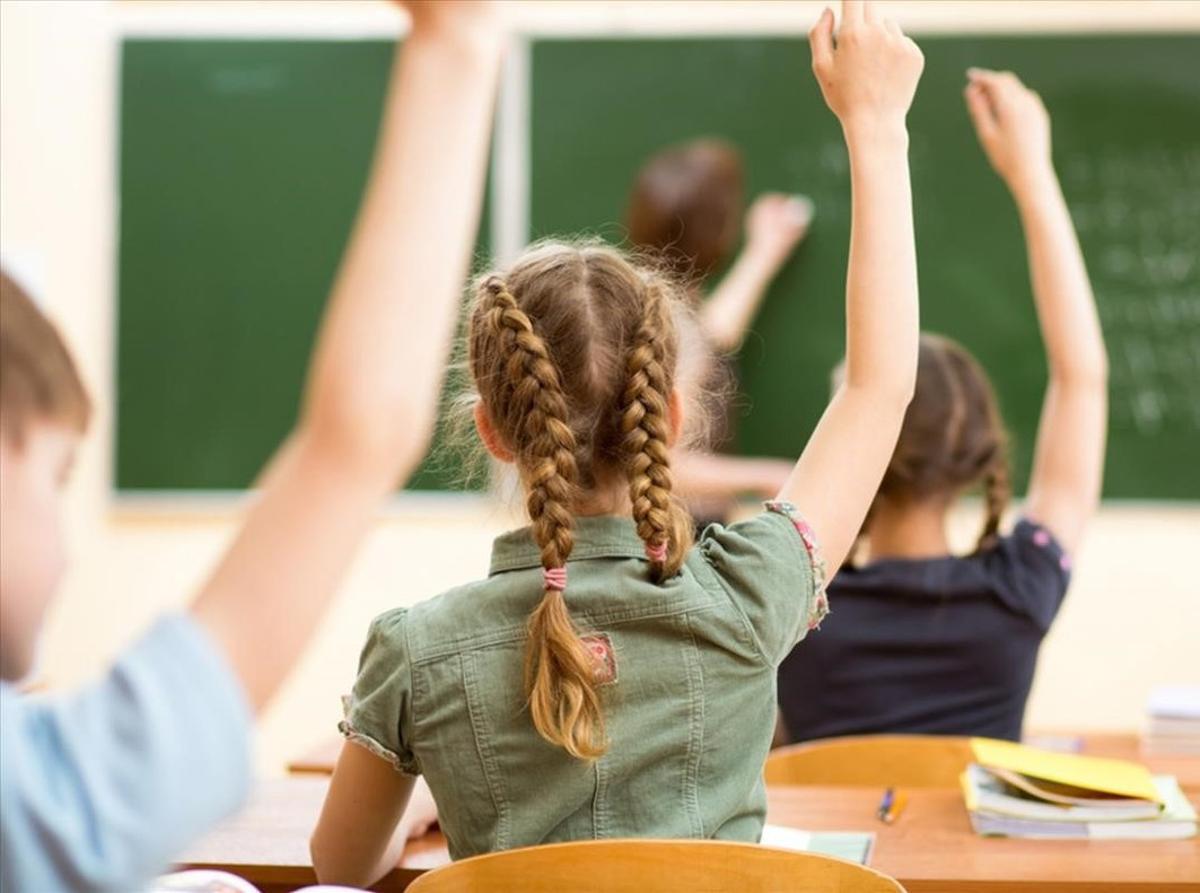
[339, 608, 420, 775]
[698, 501, 828, 666]
[0, 614, 251, 893]
[979, 518, 1072, 631]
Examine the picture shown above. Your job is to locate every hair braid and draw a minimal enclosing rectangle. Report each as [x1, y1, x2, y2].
[480, 276, 605, 760]
[621, 278, 693, 579]
[976, 456, 1011, 552]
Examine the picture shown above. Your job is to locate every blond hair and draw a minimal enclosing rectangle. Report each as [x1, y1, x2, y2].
[467, 242, 696, 759]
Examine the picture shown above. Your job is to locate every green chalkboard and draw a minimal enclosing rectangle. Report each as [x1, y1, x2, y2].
[117, 39, 488, 491]
[531, 35, 1200, 500]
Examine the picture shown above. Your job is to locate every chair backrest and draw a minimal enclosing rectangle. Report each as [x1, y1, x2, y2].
[765, 735, 973, 788]
[406, 838, 906, 893]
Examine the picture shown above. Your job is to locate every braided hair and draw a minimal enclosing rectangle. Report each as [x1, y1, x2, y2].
[467, 243, 698, 759]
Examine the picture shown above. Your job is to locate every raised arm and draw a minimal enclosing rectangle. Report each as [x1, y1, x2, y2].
[700, 193, 812, 353]
[965, 69, 1107, 554]
[776, 0, 924, 575]
[191, 2, 505, 710]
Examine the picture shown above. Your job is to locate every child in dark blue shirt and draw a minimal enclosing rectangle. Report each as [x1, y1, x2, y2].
[779, 68, 1107, 744]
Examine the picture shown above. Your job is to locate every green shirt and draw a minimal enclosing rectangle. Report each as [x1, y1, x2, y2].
[341, 506, 826, 860]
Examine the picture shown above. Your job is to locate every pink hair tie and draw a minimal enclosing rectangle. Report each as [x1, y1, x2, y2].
[543, 566, 568, 592]
[645, 541, 668, 563]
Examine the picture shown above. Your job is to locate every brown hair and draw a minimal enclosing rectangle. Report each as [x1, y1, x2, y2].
[467, 241, 696, 759]
[855, 333, 1010, 554]
[0, 268, 91, 444]
[625, 139, 744, 283]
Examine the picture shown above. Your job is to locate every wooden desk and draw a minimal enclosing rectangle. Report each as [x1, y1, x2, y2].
[290, 732, 1200, 790]
[178, 777, 449, 893]
[180, 776, 1200, 893]
[768, 785, 1200, 893]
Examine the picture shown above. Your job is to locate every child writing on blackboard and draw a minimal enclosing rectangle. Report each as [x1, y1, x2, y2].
[777, 68, 1108, 744]
[626, 140, 812, 527]
[312, 2, 924, 881]
[0, 3, 502, 889]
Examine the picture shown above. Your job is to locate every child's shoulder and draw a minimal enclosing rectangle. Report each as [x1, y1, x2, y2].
[371, 575, 531, 664]
[694, 506, 822, 576]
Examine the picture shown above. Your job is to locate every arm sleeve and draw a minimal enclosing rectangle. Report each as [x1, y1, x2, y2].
[698, 501, 829, 666]
[0, 613, 252, 893]
[338, 608, 420, 775]
[980, 518, 1073, 631]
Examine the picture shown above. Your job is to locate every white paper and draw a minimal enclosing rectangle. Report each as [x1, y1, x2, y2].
[1148, 685, 1200, 719]
[760, 823, 814, 851]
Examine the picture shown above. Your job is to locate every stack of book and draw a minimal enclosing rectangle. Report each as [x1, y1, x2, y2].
[1144, 685, 1200, 756]
[961, 738, 1197, 840]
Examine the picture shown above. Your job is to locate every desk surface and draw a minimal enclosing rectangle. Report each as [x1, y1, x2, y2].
[289, 732, 1200, 791]
[179, 776, 440, 893]
[180, 776, 1200, 893]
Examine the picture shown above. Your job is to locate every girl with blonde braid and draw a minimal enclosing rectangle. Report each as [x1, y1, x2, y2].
[313, 1, 924, 882]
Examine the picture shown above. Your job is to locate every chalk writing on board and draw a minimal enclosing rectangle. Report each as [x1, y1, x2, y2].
[1067, 145, 1200, 436]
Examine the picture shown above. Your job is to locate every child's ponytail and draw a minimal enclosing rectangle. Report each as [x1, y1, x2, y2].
[977, 458, 1010, 551]
[479, 277, 606, 760]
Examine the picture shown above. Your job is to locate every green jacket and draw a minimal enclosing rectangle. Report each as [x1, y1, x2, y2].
[342, 505, 826, 860]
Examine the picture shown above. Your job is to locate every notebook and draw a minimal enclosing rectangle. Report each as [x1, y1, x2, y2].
[760, 824, 875, 865]
[1145, 685, 1200, 755]
[962, 770, 1197, 841]
[970, 737, 1162, 803]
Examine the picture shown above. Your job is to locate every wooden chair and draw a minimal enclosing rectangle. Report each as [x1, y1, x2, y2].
[765, 735, 972, 788]
[406, 839, 905, 892]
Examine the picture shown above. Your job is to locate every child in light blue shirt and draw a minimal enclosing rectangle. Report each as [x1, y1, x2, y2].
[0, 3, 504, 888]
[0, 617, 249, 891]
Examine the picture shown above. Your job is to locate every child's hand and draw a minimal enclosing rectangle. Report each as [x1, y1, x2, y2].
[393, 0, 499, 39]
[745, 194, 814, 268]
[809, 1, 924, 137]
[965, 68, 1053, 195]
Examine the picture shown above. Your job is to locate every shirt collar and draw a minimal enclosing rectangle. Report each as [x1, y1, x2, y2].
[489, 515, 650, 575]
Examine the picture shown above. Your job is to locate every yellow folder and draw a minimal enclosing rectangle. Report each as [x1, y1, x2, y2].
[970, 738, 1163, 804]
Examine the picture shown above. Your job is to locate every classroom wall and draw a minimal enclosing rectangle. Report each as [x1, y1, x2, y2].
[3, 0, 1199, 776]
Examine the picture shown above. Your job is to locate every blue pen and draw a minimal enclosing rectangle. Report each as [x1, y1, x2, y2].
[876, 787, 895, 822]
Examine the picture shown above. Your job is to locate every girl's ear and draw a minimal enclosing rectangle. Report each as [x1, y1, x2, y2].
[474, 402, 515, 463]
[667, 388, 685, 448]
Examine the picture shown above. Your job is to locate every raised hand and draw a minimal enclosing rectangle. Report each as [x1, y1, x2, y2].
[963, 68, 1106, 555]
[965, 68, 1053, 194]
[809, 0, 925, 135]
[777, 0, 923, 576]
[745, 193, 814, 270]
[392, 0, 499, 40]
